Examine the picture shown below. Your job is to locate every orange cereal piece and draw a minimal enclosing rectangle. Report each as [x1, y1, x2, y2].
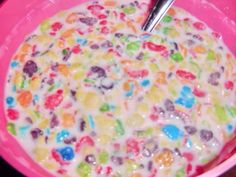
[127, 20, 137, 33]
[66, 13, 79, 24]
[193, 45, 207, 53]
[17, 91, 33, 107]
[20, 43, 31, 53]
[61, 29, 75, 38]
[153, 149, 174, 167]
[167, 8, 176, 16]
[104, 1, 116, 6]
[156, 72, 167, 84]
[58, 64, 69, 77]
[130, 173, 142, 177]
[62, 113, 75, 128]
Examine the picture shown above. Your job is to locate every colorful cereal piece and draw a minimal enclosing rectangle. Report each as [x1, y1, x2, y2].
[153, 149, 174, 167]
[162, 124, 183, 140]
[17, 91, 33, 107]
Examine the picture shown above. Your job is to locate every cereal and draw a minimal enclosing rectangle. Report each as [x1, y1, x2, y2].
[4, 0, 236, 176]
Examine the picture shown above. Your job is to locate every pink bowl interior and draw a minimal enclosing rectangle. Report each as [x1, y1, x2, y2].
[0, 0, 236, 177]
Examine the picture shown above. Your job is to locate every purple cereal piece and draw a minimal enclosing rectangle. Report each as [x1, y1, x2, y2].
[85, 154, 96, 165]
[111, 156, 123, 165]
[101, 40, 113, 48]
[79, 118, 86, 132]
[164, 99, 175, 112]
[50, 115, 59, 128]
[30, 128, 43, 139]
[100, 78, 114, 90]
[184, 126, 197, 135]
[200, 129, 213, 141]
[90, 66, 106, 78]
[79, 17, 97, 26]
[23, 60, 38, 77]
[90, 44, 100, 49]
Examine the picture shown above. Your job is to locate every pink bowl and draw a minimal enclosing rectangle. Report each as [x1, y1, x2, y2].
[0, 0, 236, 176]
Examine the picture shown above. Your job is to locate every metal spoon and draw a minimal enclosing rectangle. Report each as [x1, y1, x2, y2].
[142, 0, 175, 32]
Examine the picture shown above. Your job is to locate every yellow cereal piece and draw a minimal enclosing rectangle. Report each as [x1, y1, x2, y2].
[95, 115, 115, 133]
[83, 92, 101, 109]
[62, 113, 75, 128]
[146, 86, 164, 104]
[29, 76, 40, 90]
[13, 72, 23, 88]
[34, 147, 49, 162]
[42, 161, 58, 170]
[38, 119, 50, 129]
[67, 38, 76, 46]
[125, 113, 145, 127]
[136, 103, 149, 115]
[97, 134, 113, 145]
[169, 28, 179, 38]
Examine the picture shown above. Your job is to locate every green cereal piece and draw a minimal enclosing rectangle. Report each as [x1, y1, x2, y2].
[123, 6, 136, 14]
[171, 52, 183, 62]
[115, 119, 125, 136]
[175, 168, 185, 177]
[7, 123, 16, 136]
[126, 41, 140, 51]
[100, 103, 110, 112]
[77, 162, 91, 177]
[98, 151, 109, 164]
[162, 15, 173, 23]
[207, 50, 215, 60]
[215, 105, 230, 123]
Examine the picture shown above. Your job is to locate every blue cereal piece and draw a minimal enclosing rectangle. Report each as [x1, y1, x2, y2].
[77, 38, 87, 46]
[88, 114, 95, 129]
[6, 96, 14, 106]
[57, 146, 75, 161]
[175, 86, 195, 108]
[56, 129, 70, 143]
[162, 124, 183, 140]
[10, 61, 19, 68]
[141, 79, 150, 87]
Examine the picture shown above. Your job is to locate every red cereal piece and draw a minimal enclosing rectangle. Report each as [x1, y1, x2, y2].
[76, 136, 94, 152]
[182, 152, 194, 162]
[52, 22, 63, 31]
[98, 14, 107, 19]
[44, 90, 63, 109]
[176, 70, 196, 80]
[51, 149, 69, 165]
[186, 163, 192, 175]
[127, 69, 149, 78]
[99, 20, 107, 25]
[105, 166, 112, 175]
[149, 168, 157, 177]
[87, 4, 104, 11]
[120, 12, 126, 21]
[101, 26, 109, 34]
[224, 81, 234, 90]
[193, 87, 206, 97]
[143, 42, 166, 52]
[7, 108, 19, 120]
[212, 31, 221, 39]
[193, 22, 206, 30]
[150, 114, 158, 121]
[57, 168, 67, 175]
[126, 138, 140, 156]
[72, 45, 81, 54]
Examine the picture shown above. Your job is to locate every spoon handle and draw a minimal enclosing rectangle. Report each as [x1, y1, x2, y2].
[142, 0, 175, 32]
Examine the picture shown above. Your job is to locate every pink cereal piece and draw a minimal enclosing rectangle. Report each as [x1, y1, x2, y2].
[87, 4, 104, 11]
[101, 26, 109, 34]
[105, 166, 113, 175]
[212, 31, 222, 39]
[224, 80, 234, 90]
[98, 14, 107, 19]
[127, 69, 149, 79]
[126, 138, 140, 156]
[44, 90, 63, 110]
[99, 20, 107, 25]
[51, 149, 70, 166]
[76, 136, 94, 152]
[183, 152, 194, 162]
[193, 87, 206, 97]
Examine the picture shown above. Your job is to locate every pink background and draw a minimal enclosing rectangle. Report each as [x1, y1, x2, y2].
[0, 0, 236, 177]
